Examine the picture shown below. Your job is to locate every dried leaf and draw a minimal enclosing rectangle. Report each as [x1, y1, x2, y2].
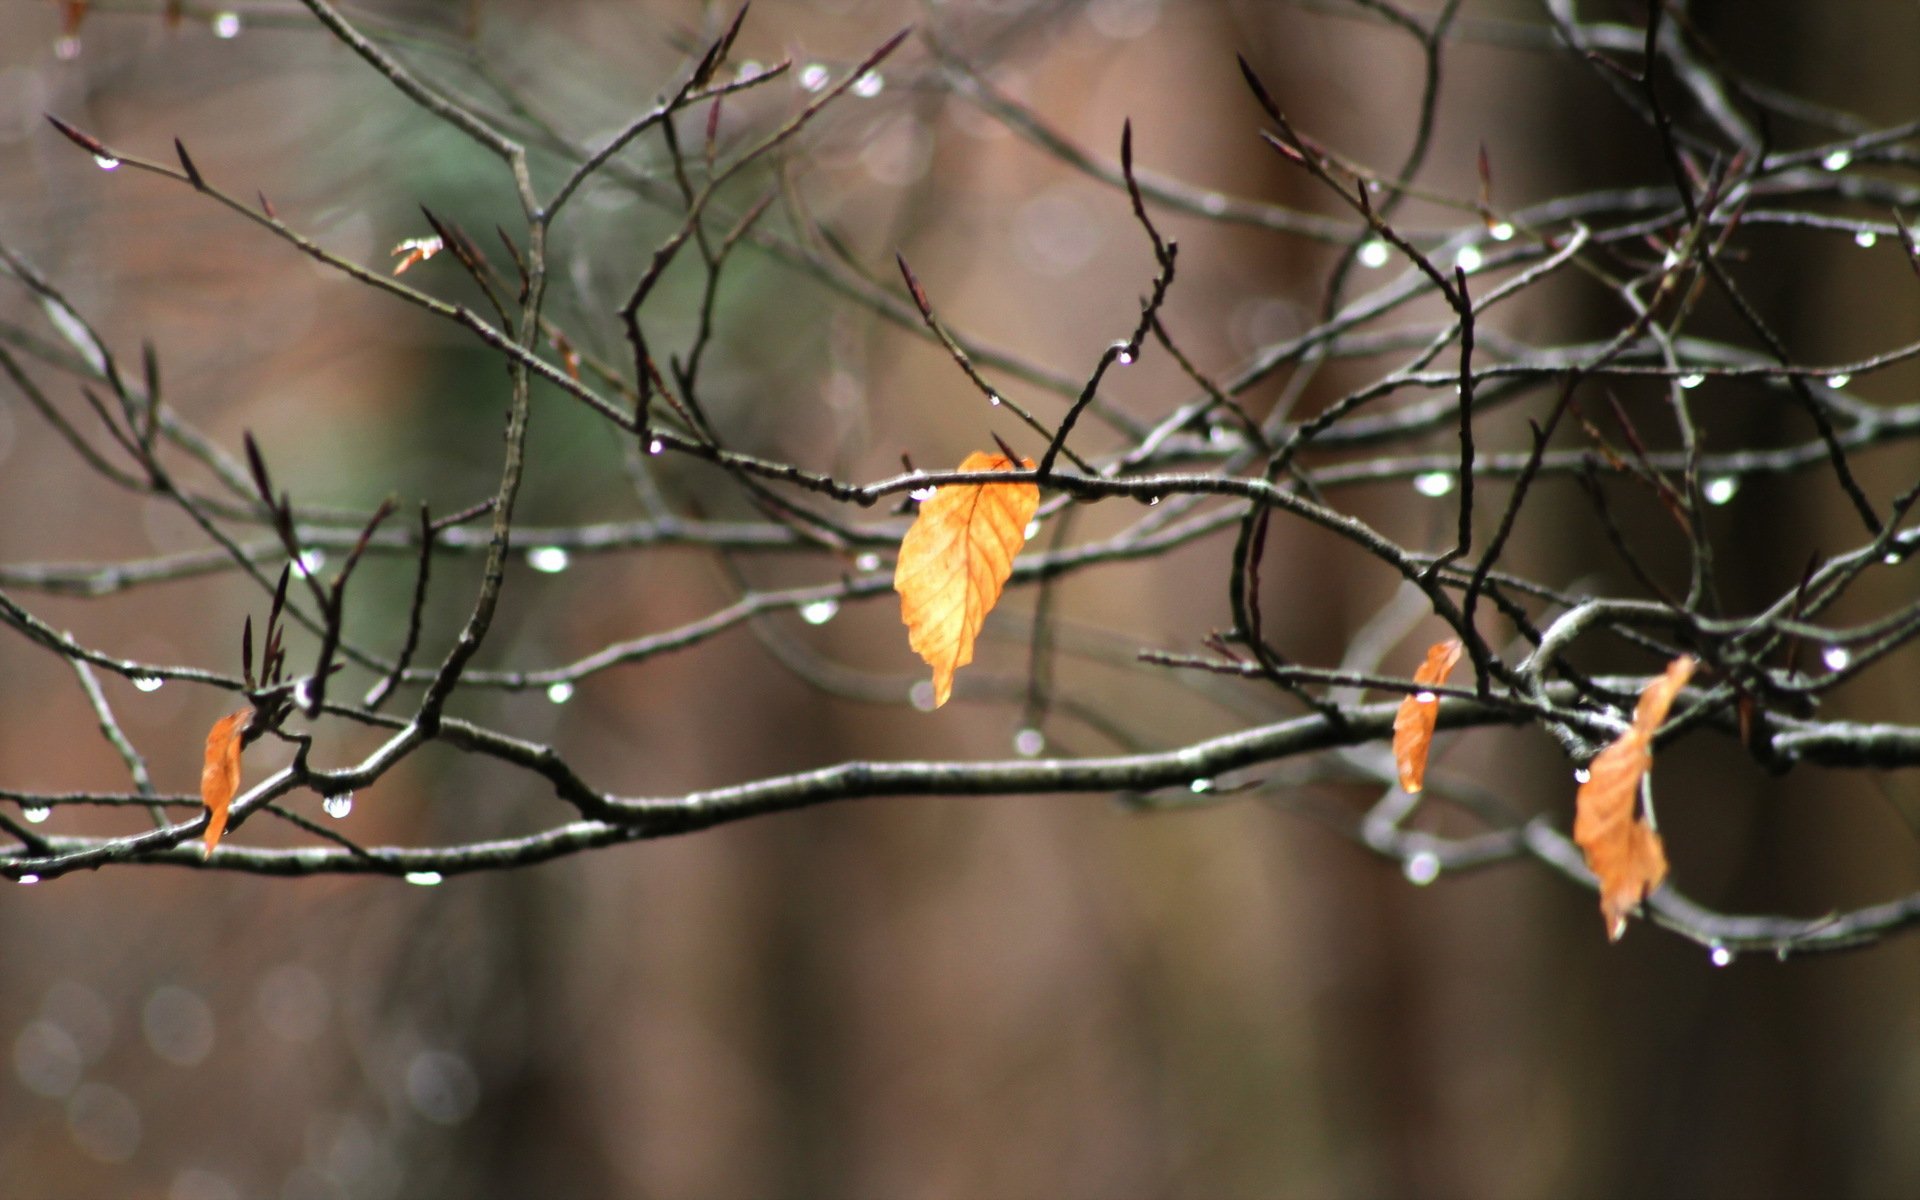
[200, 708, 250, 858]
[894, 452, 1039, 708]
[1392, 638, 1463, 793]
[1573, 656, 1696, 940]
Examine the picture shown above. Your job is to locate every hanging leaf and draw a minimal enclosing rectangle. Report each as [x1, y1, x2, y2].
[200, 708, 251, 858]
[1573, 655, 1695, 940]
[1392, 638, 1463, 793]
[894, 451, 1039, 708]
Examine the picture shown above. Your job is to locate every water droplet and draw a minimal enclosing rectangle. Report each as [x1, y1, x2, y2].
[1023, 520, 1040, 539]
[799, 599, 839, 625]
[1662, 248, 1682, 271]
[1854, 229, 1878, 248]
[1822, 148, 1852, 171]
[1826, 373, 1851, 389]
[1199, 192, 1228, 215]
[322, 792, 353, 819]
[94, 155, 120, 172]
[1702, 476, 1738, 506]
[1111, 339, 1135, 365]
[403, 871, 442, 886]
[1146, 496, 1161, 506]
[23, 806, 50, 824]
[292, 678, 313, 710]
[734, 59, 763, 80]
[987, 393, 1003, 406]
[1453, 244, 1484, 273]
[292, 548, 327, 579]
[1822, 645, 1851, 671]
[852, 71, 885, 99]
[1414, 690, 1437, 705]
[1357, 239, 1391, 269]
[798, 63, 831, 92]
[211, 11, 242, 38]
[18, 874, 41, 885]
[132, 675, 163, 692]
[1775, 946, 1790, 962]
[1574, 767, 1591, 783]
[546, 681, 574, 704]
[1413, 471, 1455, 498]
[525, 546, 569, 574]
[646, 437, 664, 456]
[909, 681, 937, 711]
[1403, 851, 1441, 886]
[909, 486, 937, 501]
[1709, 944, 1734, 967]
[1678, 373, 1705, 389]
[1489, 221, 1515, 242]
[54, 36, 82, 61]
[1189, 778, 1214, 794]
[855, 552, 882, 572]
[1013, 728, 1045, 757]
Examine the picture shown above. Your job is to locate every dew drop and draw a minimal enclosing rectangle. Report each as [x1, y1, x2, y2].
[1574, 767, 1591, 784]
[1146, 496, 1161, 506]
[1199, 192, 1229, 216]
[212, 11, 242, 38]
[1357, 239, 1391, 269]
[1413, 471, 1455, 498]
[855, 552, 882, 572]
[525, 546, 570, 574]
[1702, 476, 1738, 506]
[54, 36, 82, 61]
[1403, 851, 1441, 886]
[403, 871, 442, 887]
[1826, 373, 1851, 389]
[1822, 148, 1852, 172]
[852, 71, 885, 99]
[987, 393, 1003, 406]
[1111, 340, 1135, 365]
[1855, 229, 1879, 248]
[909, 681, 937, 711]
[94, 155, 120, 172]
[1488, 221, 1515, 242]
[292, 548, 327, 579]
[1678, 373, 1705, 389]
[1453, 244, 1484, 273]
[1662, 248, 1682, 271]
[1709, 944, 1735, 967]
[1775, 946, 1791, 962]
[1013, 728, 1046, 757]
[24, 806, 51, 824]
[292, 678, 313, 711]
[798, 63, 831, 92]
[546, 681, 575, 704]
[1414, 690, 1437, 705]
[19, 875, 42, 885]
[909, 486, 937, 501]
[1885, 552, 1902, 565]
[799, 599, 839, 626]
[1822, 645, 1851, 671]
[1189, 778, 1214, 794]
[322, 793, 353, 819]
[646, 438, 664, 456]
[734, 60, 762, 80]
[132, 675, 163, 693]
[1023, 520, 1041, 539]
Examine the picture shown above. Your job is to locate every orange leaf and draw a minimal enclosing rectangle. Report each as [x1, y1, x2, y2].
[1573, 655, 1695, 940]
[1392, 638, 1463, 793]
[200, 708, 250, 858]
[894, 451, 1039, 708]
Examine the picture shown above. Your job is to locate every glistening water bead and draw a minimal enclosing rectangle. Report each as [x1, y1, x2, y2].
[526, 546, 570, 573]
[799, 599, 839, 626]
[1357, 239, 1391, 268]
[132, 676, 163, 692]
[212, 12, 242, 38]
[1703, 477, 1738, 506]
[546, 681, 574, 704]
[322, 793, 353, 819]
[1413, 472, 1455, 498]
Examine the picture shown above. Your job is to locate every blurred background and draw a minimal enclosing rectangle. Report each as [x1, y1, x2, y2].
[3, 1, 1920, 1197]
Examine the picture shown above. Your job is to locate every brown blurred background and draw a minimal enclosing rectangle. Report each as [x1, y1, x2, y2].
[3, 2, 1920, 1197]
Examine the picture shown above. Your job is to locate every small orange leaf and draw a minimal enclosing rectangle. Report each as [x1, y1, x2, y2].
[1573, 655, 1695, 940]
[894, 451, 1039, 708]
[1392, 638, 1463, 793]
[200, 708, 250, 858]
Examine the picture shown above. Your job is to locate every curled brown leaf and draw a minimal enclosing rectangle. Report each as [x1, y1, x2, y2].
[1392, 638, 1463, 793]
